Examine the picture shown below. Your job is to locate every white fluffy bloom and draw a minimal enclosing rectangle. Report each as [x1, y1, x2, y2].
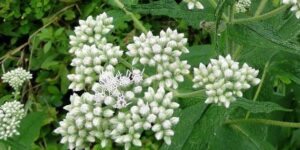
[282, 0, 300, 19]
[127, 28, 190, 89]
[193, 55, 260, 108]
[183, 0, 204, 10]
[1, 68, 32, 91]
[92, 69, 143, 109]
[0, 101, 25, 140]
[235, 0, 251, 13]
[54, 93, 112, 149]
[69, 13, 114, 54]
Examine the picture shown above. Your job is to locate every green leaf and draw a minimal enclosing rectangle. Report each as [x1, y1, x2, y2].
[129, 0, 215, 28]
[43, 41, 52, 53]
[232, 98, 291, 113]
[181, 45, 217, 67]
[160, 102, 208, 150]
[10, 112, 47, 150]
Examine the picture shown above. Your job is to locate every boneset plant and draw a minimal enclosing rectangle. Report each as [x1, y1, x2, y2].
[54, 11, 261, 149]
[0, 68, 31, 140]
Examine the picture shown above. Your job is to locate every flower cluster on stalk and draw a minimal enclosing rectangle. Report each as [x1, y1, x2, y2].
[2, 67, 32, 91]
[282, 0, 300, 18]
[55, 12, 181, 150]
[0, 101, 25, 140]
[193, 55, 260, 108]
[235, 0, 251, 13]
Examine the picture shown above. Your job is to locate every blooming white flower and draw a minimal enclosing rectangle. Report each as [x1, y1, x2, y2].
[192, 55, 260, 108]
[54, 93, 112, 149]
[127, 28, 190, 89]
[282, 0, 300, 19]
[69, 13, 114, 54]
[0, 101, 25, 140]
[1, 67, 32, 91]
[183, 0, 204, 10]
[235, 0, 251, 13]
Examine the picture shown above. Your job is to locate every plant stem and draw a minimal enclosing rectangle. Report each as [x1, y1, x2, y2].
[225, 118, 300, 128]
[114, 0, 147, 33]
[245, 61, 270, 119]
[232, 4, 291, 24]
[174, 90, 206, 98]
[254, 0, 268, 16]
[208, 0, 229, 21]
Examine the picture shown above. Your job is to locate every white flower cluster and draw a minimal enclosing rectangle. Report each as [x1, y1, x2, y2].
[69, 13, 113, 53]
[1, 67, 32, 91]
[67, 13, 123, 91]
[127, 29, 191, 89]
[57, 12, 181, 150]
[283, 0, 300, 18]
[235, 0, 251, 13]
[193, 55, 260, 108]
[183, 0, 204, 10]
[54, 93, 113, 149]
[0, 101, 25, 140]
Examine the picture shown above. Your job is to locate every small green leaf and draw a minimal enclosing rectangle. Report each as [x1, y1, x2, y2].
[43, 41, 52, 53]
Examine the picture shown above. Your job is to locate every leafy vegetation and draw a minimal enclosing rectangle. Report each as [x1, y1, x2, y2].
[0, 0, 300, 149]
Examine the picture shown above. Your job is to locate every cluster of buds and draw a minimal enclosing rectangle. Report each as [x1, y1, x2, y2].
[56, 12, 182, 150]
[1, 67, 32, 91]
[69, 13, 113, 53]
[127, 29, 191, 89]
[67, 13, 123, 91]
[67, 44, 123, 91]
[54, 93, 113, 149]
[193, 55, 260, 108]
[235, 0, 251, 13]
[183, 0, 204, 10]
[282, 0, 300, 18]
[0, 101, 25, 140]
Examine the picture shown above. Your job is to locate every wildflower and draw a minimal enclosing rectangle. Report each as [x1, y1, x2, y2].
[0, 101, 25, 140]
[1, 68, 32, 91]
[235, 0, 251, 13]
[183, 0, 204, 10]
[282, 0, 300, 18]
[193, 55, 260, 108]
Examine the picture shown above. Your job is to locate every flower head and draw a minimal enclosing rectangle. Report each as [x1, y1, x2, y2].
[235, 0, 251, 13]
[2, 68, 32, 91]
[0, 101, 25, 140]
[193, 55, 260, 108]
[282, 0, 300, 18]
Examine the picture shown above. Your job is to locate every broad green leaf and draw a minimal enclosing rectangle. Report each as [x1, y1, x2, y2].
[43, 41, 52, 53]
[181, 45, 217, 67]
[232, 98, 291, 113]
[10, 112, 47, 150]
[160, 102, 208, 150]
[128, 0, 215, 28]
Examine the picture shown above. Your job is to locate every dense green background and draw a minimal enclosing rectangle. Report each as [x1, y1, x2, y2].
[0, 0, 300, 149]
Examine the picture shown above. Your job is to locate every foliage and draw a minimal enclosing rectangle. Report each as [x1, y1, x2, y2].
[0, 0, 299, 149]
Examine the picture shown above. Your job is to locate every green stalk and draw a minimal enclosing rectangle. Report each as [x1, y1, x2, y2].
[245, 61, 270, 118]
[114, 0, 147, 33]
[208, 0, 229, 21]
[232, 4, 291, 24]
[225, 118, 300, 128]
[254, 0, 268, 16]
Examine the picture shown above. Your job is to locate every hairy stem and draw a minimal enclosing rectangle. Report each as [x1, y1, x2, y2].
[225, 118, 300, 128]
[232, 4, 291, 24]
[114, 0, 147, 33]
[254, 0, 268, 16]
[245, 61, 270, 118]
